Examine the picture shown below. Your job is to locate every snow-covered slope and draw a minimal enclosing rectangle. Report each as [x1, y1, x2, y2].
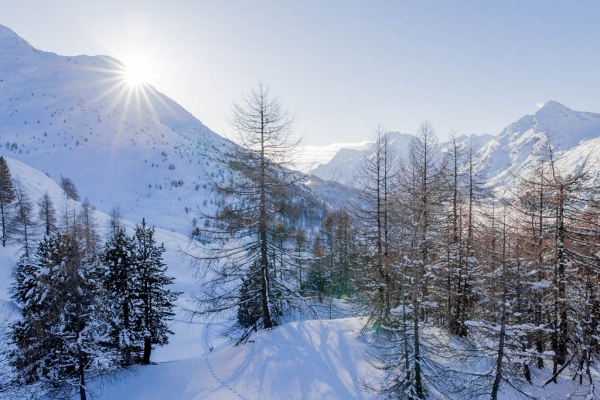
[0, 25, 339, 234]
[479, 101, 600, 185]
[0, 24, 233, 233]
[94, 318, 381, 400]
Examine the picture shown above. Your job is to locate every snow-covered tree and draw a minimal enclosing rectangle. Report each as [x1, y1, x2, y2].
[353, 126, 398, 324]
[100, 228, 138, 366]
[132, 219, 178, 365]
[10, 233, 116, 400]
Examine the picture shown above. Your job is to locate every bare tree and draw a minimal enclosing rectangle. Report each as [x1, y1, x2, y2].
[37, 191, 57, 237]
[189, 83, 310, 340]
[0, 156, 15, 247]
[353, 126, 398, 324]
[107, 205, 123, 237]
[10, 179, 37, 258]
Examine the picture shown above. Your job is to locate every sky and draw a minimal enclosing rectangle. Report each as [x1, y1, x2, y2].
[1, 0, 600, 165]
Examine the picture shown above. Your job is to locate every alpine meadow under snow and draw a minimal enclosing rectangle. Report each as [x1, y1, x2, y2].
[2, 23, 600, 400]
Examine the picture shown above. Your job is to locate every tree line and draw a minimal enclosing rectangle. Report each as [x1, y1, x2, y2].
[0, 157, 179, 400]
[191, 85, 600, 398]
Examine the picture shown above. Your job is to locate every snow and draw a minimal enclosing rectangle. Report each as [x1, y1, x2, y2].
[94, 318, 380, 400]
[2, 24, 600, 400]
[479, 101, 600, 187]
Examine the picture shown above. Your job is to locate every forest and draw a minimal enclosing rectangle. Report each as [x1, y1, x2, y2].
[191, 85, 600, 399]
[0, 157, 178, 400]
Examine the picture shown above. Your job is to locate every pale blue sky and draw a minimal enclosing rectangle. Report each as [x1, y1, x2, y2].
[1, 0, 599, 156]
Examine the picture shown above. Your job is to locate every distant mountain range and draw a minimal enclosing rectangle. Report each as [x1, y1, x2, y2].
[312, 132, 494, 187]
[312, 101, 600, 188]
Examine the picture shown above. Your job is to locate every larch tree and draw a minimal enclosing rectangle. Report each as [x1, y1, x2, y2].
[190, 83, 308, 341]
[37, 191, 57, 237]
[0, 156, 15, 247]
[353, 125, 398, 324]
[60, 175, 79, 201]
[10, 179, 37, 258]
[392, 121, 448, 399]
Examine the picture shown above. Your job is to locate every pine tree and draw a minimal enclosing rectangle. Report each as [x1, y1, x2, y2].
[100, 228, 138, 366]
[0, 156, 15, 247]
[10, 234, 115, 400]
[132, 219, 179, 365]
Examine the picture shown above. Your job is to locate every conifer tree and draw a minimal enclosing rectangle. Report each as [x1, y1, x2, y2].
[10, 179, 37, 258]
[100, 228, 138, 366]
[60, 175, 79, 201]
[190, 84, 309, 340]
[37, 191, 57, 237]
[10, 234, 115, 400]
[0, 156, 15, 247]
[132, 219, 178, 365]
[354, 126, 397, 324]
[77, 198, 100, 257]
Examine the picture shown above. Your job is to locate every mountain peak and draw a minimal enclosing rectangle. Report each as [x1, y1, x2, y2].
[0, 24, 39, 56]
[535, 100, 570, 117]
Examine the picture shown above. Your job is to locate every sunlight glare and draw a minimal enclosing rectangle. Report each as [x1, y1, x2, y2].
[122, 57, 153, 88]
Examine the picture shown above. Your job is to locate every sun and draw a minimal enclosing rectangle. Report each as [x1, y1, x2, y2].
[122, 57, 152, 88]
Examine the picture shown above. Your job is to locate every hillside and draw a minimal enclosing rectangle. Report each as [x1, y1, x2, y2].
[0, 24, 340, 235]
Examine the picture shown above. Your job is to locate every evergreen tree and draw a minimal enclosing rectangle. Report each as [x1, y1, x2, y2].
[0, 156, 15, 247]
[10, 234, 115, 400]
[132, 219, 179, 365]
[100, 228, 138, 366]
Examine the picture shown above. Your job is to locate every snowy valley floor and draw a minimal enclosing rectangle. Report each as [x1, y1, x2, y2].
[92, 317, 381, 400]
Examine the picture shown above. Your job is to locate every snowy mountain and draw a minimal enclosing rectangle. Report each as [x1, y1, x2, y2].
[479, 100, 600, 186]
[313, 131, 493, 187]
[0, 24, 342, 234]
[312, 131, 414, 186]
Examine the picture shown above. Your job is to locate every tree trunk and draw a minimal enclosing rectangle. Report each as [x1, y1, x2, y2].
[78, 345, 87, 400]
[143, 337, 152, 365]
[491, 218, 508, 400]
